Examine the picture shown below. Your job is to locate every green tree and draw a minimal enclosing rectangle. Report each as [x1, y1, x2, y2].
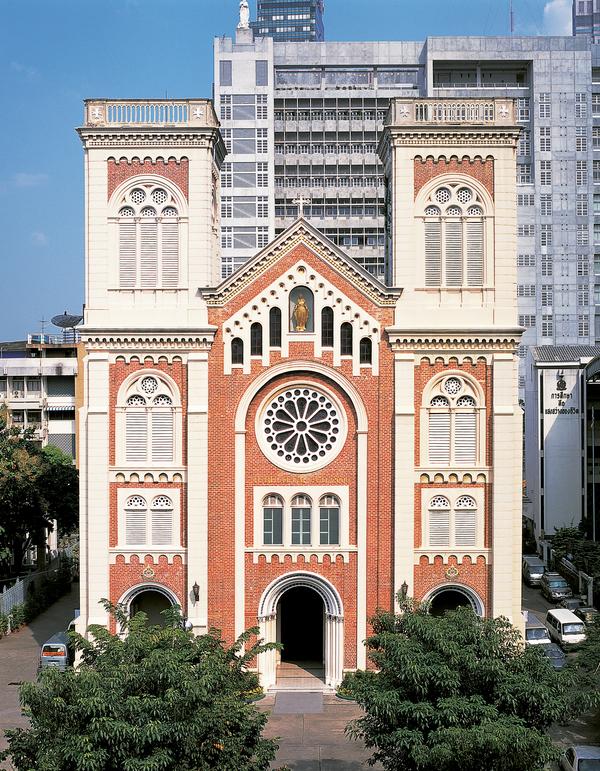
[1, 602, 278, 771]
[0, 415, 78, 574]
[346, 599, 591, 771]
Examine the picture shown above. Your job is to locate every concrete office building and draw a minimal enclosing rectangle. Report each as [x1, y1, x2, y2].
[253, 0, 325, 42]
[574, 0, 599, 41]
[214, 27, 599, 380]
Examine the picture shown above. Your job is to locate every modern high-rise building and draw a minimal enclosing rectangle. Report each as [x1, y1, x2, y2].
[214, 29, 600, 376]
[252, 0, 325, 42]
[573, 0, 599, 41]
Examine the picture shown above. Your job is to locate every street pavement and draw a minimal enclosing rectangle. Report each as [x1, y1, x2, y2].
[0, 580, 598, 770]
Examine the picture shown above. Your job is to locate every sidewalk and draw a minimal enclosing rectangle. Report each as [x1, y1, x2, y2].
[0, 583, 79, 756]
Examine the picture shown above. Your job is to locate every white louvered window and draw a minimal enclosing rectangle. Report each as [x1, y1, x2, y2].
[122, 375, 177, 466]
[150, 495, 174, 545]
[125, 496, 148, 545]
[427, 494, 479, 548]
[116, 184, 181, 289]
[426, 377, 482, 467]
[422, 184, 488, 288]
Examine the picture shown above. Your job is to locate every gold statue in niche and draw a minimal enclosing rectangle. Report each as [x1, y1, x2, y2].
[292, 294, 310, 332]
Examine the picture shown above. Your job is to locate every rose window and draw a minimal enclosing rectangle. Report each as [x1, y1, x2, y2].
[260, 387, 345, 470]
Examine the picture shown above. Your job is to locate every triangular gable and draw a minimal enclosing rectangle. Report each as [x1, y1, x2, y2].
[202, 218, 402, 308]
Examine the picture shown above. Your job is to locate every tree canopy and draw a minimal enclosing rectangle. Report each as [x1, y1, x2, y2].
[1, 602, 278, 771]
[0, 414, 78, 574]
[345, 599, 592, 771]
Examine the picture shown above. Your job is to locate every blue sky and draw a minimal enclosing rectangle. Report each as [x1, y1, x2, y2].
[0, 0, 571, 341]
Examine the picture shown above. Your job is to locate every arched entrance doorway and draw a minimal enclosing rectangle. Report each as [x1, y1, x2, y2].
[119, 584, 179, 628]
[258, 572, 343, 690]
[426, 585, 484, 617]
[278, 585, 324, 663]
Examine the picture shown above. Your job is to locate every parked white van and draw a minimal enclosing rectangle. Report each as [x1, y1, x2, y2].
[545, 609, 587, 647]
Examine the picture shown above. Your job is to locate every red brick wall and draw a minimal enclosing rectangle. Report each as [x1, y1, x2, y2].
[414, 554, 490, 614]
[414, 156, 494, 200]
[207, 243, 395, 663]
[107, 158, 189, 201]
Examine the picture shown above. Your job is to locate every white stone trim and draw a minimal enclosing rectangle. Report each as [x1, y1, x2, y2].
[116, 487, 181, 549]
[420, 487, 484, 550]
[257, 571, 344, 689]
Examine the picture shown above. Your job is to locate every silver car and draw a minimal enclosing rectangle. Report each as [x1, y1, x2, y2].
[560, 745, 600, 770]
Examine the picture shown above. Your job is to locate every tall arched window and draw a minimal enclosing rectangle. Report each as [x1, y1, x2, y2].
[250, 323, 263, 356]
[263, 494, 283, 545]
[231, 338, 244, 365]
[340, 323, 353, 356]
[125, 495, 147, 545]
[426, 376, 480, 466]
[454, 495, 477, 547]
[359, 338, 372, 364]
[321, 307, 334, 347]
[428, 495, 450, 547]
[319, 494, 340, 545]
[124, 375, 176, 465]
[291, 494, 311, 545]
[422, 183, 486, 287]
[117, 184, 181, 289]
[269, 307, 282, 347]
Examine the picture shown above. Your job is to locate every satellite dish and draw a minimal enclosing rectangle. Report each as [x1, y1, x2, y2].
[51, 311, 83, 329]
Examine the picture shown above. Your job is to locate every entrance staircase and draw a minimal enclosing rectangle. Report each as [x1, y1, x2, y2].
[271, 661, 333, 692]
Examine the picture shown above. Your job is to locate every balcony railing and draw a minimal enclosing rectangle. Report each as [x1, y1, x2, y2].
[83, 99, 218, 128]
[387, 98, 515, 126]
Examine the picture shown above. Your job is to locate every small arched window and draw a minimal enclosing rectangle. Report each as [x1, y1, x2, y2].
[263, 494, 283, 545]
[125, 495, 147, 545]
[269, 307, 282, 347]
[359, 337, 372, 364]
[427, 376, 479, 466]
[340, 323, 353, 356]
[321, 307, 334, 347]
[428, 495, 450, 547]
[454, 495, 477, 547]
[422, 184, 486, 287]
[319, 494, 340, 545]
[231, 337, 244, 365]
[291, 494, 311, 545]
[116, 184, 181, 289]
[124, 375, 175, 465]
[250, 323, 263, 356]
[124, 494, 174, 546]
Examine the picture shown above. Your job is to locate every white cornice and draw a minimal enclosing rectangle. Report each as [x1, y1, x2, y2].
[81, 329, 216, 351]
[387, 328, 522, 352]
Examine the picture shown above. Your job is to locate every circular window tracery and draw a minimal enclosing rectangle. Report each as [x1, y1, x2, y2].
[152, 189, 168, 205]
[130, 189, 146, 204]
[258, 385, 347, 472]
[444, 377, 463, 396]
[435, 188, 451, 204]
[140, 377, 159, 395]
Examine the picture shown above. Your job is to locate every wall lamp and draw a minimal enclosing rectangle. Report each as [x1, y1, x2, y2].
[192, 582, 200, 603]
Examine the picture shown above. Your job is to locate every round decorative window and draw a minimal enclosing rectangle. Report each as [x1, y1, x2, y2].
[258, 386, 347, 472]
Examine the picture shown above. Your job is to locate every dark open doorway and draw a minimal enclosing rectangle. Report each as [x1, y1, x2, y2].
[429, 588, 474, 617]
[278, 586, 324, 664]
[130, 590, 172, 626]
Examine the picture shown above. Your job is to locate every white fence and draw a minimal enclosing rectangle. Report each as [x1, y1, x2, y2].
[0, 547, 73, 624]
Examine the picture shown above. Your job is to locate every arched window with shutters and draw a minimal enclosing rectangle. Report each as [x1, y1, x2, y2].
[424, 375, 483, 467]
[123, 493, 176, 546]
[426, 493, 479, 549]
[263, 494, 283, 545]
[269, 308, 282, 347]
[321, 307, 334, 348]
[231, 337, 244, 365]
[113, 182, 183, 290]
[291, 494, 311, 545]
[117, 372, 181, 467]
[319, 494, 340, 545]
[340, 323, 353, 356]
[250, 323, 263, 356]
[420, 182, 488, 288]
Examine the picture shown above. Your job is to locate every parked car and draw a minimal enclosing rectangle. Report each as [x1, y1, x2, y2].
[539, 643, 567, 670]
[540, 572, 573, 602]
[524, 614, 552, 646]
[560, 745, 600, 770]
[39, 631, 72, 672]
[522, 555, 546, 586]
[545, 608, 587, 647]
[559, 597, 585, 611]
[575, 607, 600, 626]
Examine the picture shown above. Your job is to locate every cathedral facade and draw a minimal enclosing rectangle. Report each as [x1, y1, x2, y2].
[77, 97, 522, 688]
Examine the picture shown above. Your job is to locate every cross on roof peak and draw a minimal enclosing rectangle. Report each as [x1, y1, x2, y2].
[292, 196, 311, 217]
